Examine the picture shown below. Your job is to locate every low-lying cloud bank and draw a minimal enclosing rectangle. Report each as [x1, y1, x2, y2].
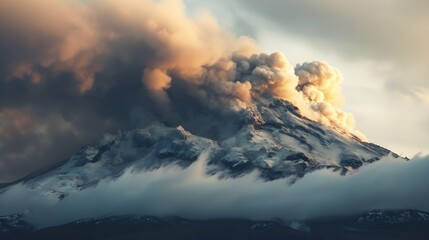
[0, 0, 363, 181]
[1, 153, 429, 227]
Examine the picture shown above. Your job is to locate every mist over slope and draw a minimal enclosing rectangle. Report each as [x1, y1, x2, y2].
[0, 132, 428, 228]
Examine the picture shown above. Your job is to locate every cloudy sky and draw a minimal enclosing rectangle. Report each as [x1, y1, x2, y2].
[0, 0, 428, 182]
[185, 0, 429, 157]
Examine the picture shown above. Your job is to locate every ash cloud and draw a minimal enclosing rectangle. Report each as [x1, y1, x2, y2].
[1, 154, 429, 227]
[1, 0, 361, 181]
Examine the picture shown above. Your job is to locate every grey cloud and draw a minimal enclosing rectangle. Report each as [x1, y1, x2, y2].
[231, 11, 258, 40]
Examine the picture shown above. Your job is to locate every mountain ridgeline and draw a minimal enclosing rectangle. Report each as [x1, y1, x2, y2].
[0, 95, 407, 239]
[0, 96, 395, 201]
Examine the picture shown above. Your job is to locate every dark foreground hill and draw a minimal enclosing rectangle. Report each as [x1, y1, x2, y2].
[2, 210, 429, 240]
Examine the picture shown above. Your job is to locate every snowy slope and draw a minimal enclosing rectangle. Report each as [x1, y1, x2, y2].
[0, 96, 395, 202]
[356, 210, 429, 225]
[0, 214, 34, 233]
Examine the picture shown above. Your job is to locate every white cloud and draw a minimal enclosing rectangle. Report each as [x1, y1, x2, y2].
[1, 154, 429, 228]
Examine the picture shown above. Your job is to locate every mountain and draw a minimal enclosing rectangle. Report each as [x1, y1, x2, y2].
[0, 214, 34, 234]
[0, 95, 405, 238]
[0, 96, 394, 201]
[356, 209, 429, 226]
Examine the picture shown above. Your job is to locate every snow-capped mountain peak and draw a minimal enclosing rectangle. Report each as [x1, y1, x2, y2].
[0, 96, 396, 202]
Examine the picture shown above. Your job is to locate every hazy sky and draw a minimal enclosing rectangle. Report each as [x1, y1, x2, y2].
[185, 0, 429, 157]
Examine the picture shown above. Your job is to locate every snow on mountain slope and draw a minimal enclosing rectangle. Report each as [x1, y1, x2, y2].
[356, 210, 429, 225]
[0, 96, 395, 202]
[0, 214, 34, 233]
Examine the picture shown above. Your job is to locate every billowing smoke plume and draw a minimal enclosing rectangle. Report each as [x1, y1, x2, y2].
[1, 154, 429, 227]
[295, 61, 359, 137]
[226, 54, 363, 139]
[0, 0, 360, 181]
